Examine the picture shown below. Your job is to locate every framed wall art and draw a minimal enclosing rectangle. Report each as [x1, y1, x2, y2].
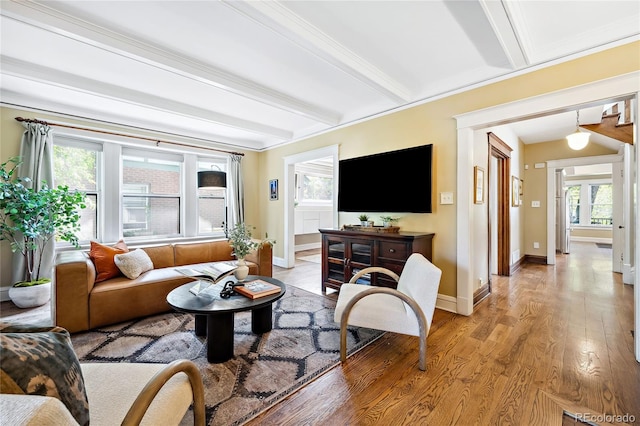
[269, 179, 278, 201]
[512, 176, 520, 207]
[474, 166, 484, 204]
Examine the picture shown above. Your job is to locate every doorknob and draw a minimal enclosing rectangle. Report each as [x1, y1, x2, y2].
[619, 226, 624, 229]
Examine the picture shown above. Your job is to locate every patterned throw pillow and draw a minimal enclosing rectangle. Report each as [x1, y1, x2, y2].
[0, 323, 89, 426]
[89, 239, 129, 282]
[114, 249, 155, 279]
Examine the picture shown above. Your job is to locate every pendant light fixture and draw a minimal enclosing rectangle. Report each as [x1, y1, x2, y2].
[566, 110, 590, 150]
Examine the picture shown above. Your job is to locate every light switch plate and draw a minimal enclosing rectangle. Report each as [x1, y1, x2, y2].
[440, 192, 454, 205]
[532, 200, 541, 207]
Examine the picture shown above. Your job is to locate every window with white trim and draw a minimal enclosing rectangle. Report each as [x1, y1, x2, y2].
[197, 159, 227, 235]
[294, 158, 333, 206]
[564, 179, 613, 227]
[53, 135, 230, 244]
[122, 149, 182, 239]
[53, 140, 100, 242]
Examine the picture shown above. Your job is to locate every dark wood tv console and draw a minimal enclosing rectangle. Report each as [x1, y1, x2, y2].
[319, 228, 434, 292]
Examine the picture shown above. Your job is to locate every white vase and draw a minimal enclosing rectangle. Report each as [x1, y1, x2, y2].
[9, 281, 51, 308]
[234, 258, 249, 281]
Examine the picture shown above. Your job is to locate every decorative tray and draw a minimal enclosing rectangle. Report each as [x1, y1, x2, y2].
[342, 225, 400, 233]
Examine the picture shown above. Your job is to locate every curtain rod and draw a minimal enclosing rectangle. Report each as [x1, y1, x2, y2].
[14, 117, 245, 157]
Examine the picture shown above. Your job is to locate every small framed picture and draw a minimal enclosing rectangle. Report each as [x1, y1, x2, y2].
[519, 178, 524, 204]
[474, 166, 484, 204]
[269, 179, 278, 200]
[512, 176, 520, 207]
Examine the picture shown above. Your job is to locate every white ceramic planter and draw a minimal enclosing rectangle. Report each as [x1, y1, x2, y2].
[234, 258, 249, 281]
[9, 281, 51, 308]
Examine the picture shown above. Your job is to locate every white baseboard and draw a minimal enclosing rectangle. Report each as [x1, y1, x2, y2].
[436, 294, 457, 313]
[273, 256, 287, 268]
[571, 236, 613, 244]
[295, 242, 321, 252]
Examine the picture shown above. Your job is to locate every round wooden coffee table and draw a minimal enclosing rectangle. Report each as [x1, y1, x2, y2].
[166, 275, 286, 363]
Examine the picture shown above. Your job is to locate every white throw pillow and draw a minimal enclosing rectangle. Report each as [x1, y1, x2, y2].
[114, 249, 154, 279]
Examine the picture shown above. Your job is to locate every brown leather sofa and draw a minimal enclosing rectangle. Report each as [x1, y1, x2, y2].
[54, 240, 273, 333]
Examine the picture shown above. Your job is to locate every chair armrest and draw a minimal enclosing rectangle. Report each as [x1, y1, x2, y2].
[338, 287, 428, 371]
[122, 359, 205, 426]
[348, 267, 399, 284]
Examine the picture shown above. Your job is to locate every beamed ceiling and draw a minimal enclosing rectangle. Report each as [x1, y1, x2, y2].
[1, 1, 638, 151]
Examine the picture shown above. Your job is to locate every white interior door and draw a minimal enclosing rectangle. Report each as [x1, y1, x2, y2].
[623, 143, 635, 284]
[612, 161, 623, 273]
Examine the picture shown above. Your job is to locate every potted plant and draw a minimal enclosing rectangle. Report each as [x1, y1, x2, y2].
[1, 157, 86, 308]
[227, 222, 274, 280]
[380, 216, 400, 228]
[358, 214, 370, 227]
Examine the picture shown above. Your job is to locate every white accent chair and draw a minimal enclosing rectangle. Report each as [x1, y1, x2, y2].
[334, 253, 442, 371]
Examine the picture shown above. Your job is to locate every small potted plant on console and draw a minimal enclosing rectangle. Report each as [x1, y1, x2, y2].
[358, 214, 370, 227]
[380, 216, 400, 228]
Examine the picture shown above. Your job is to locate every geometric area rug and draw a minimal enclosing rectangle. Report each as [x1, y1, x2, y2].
[70, 286, 384, 425]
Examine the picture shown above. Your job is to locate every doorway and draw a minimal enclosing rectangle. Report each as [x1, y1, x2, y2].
[454, 72, 638, 362]
[283, 145, 339, 269]
[488, 133, 512, 278]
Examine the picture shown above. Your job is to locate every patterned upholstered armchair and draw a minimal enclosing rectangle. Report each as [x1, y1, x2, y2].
[0, 323, 205, 425]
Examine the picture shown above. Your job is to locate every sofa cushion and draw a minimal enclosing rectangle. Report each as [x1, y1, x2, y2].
[174, 241, 234, 266]
[141, 244, 175, 269]
[0, 323, 89, 426]
[89, 240, 129, 283]
[114, 249, 154, 279]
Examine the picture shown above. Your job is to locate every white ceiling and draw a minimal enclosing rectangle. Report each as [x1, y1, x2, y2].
[1, 1, 638, 152]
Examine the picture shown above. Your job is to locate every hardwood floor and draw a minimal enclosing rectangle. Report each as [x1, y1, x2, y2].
[2, 243, 637, 425]
[249, 243, 639, 425]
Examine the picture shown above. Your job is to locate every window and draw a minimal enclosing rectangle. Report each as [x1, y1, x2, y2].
[53, 136, 230, 245]
[567, 185, 580, 225]
[122, 149, 182, 238]
[294, 158, 333, 206]
[197, 159, 227, 235]
[53, 142, 100, 242]
[122, 183, 150, 232]
[564, 180, 613, 227]
[589, 184, 613, 225]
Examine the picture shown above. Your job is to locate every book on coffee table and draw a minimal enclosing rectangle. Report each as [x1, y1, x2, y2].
[177, 262, 237, 295]
[234, 279, 281, 299]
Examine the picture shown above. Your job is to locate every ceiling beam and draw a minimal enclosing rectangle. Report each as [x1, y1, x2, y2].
[1, 0, 341, 125]
[1, 91, 270, 151]
[478, 0, 528, 69]
[224, 0, 412, 104]
[1, 56, 293, 140]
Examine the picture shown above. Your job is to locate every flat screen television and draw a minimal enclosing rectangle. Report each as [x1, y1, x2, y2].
[338, 144, 433, 213]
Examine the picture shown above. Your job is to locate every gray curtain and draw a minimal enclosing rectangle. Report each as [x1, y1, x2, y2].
[227, 154, 244, 229]
[12, 122, 55, 283]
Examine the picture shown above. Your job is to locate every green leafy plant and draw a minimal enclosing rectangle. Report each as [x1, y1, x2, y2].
[358, 214, 369, 221]
[227, 222, 275, 259]
[0, 157, 86, 283]
[380, 216, 399, 223]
